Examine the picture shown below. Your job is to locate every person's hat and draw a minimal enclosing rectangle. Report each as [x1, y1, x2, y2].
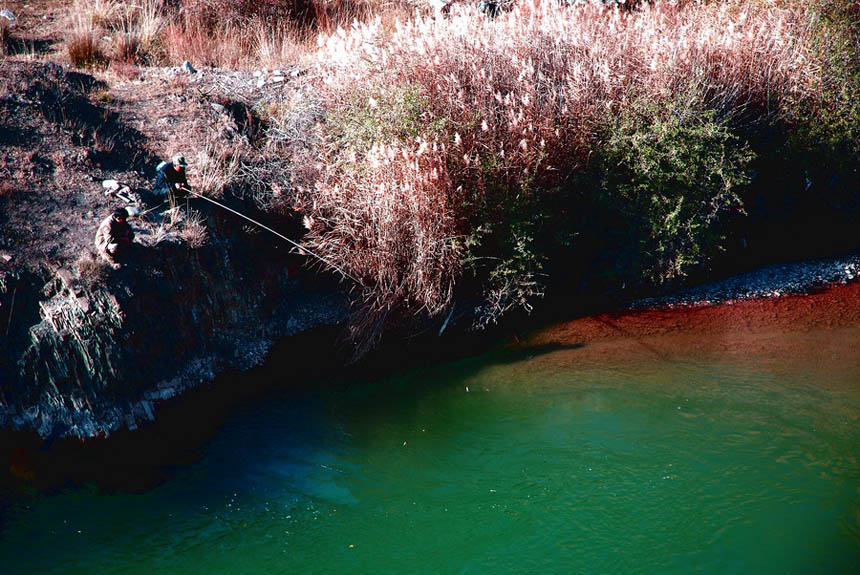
[173, 155, 188, 167]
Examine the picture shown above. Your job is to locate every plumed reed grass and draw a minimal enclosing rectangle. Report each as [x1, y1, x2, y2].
[297, 0, 820, 340]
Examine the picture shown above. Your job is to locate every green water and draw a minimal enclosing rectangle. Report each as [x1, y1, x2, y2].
[1, 329, 859, 574]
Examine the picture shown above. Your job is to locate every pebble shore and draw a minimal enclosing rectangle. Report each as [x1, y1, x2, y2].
[633, 253, 860, 310]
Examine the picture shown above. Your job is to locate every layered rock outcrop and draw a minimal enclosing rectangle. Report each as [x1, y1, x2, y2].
[0, 232, 346, 439]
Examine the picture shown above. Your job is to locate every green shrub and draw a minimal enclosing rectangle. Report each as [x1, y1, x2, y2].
[785, 0, 859, 172]
[595, 97, 753, 283]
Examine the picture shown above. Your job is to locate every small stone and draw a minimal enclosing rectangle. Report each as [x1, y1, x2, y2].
[102, 179, 120, 191]
[256, 78, 265, 88]
[269, 76, 285, 84]
[182, 61, 197, 74]
[210, 102, 226, 113]
[0, 253, 12, 263]
[272, 69, 283, 76]
[253, 70, 263, 77]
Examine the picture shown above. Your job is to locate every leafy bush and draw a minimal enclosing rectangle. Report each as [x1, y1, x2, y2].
[595, 97, 753, 283]
[785, 0, 859, 180]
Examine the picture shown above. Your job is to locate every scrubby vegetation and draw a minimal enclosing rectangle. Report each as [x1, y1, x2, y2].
[17, 0, 856, 352]
[281, 0, 856, 350]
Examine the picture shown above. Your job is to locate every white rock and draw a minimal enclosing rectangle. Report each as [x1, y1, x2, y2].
[102, 179, 120, 191]
[269, 75, 285, 84]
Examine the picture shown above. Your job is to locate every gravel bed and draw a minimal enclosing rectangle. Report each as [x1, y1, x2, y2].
[631, 253, 860, 310]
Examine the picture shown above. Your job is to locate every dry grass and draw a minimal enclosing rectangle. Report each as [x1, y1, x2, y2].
[195, 138, 242, 198]
[69, 0, 164, 65]
[67, 18, 107, 68]
[163, 16, 252, 68]
[61, 0, 414, 69]
[160, 0, 416, 69]
[294, 0, 821, 335]
[73, 0, 123, 28]
[107, 60, 141, 81]
[76, 252, 111, 288]
[253, 21, 314, 70]
[113, 32, 141, 63]
[180, 209, 209, 249]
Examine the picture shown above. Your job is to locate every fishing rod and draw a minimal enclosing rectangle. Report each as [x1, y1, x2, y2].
[177, 186, 365, 287]
[136, 200, 168, 218]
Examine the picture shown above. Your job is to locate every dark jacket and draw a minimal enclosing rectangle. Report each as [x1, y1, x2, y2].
[155, 161, 189, 192]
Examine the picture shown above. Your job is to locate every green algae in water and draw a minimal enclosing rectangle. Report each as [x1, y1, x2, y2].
[1, 331, 858, 574]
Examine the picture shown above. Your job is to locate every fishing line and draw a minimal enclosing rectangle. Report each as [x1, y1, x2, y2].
[180, 188, 365, 287]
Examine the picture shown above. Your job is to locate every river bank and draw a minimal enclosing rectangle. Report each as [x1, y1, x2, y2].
[526, 256, 860, 371]
[2, 255, 858, 494]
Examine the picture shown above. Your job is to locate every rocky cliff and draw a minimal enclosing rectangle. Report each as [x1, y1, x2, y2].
[0, 59, 348, 440]
[0, 225, 347, 439]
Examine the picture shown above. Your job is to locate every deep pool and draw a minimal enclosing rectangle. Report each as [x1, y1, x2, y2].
[1, 326, 858, 574]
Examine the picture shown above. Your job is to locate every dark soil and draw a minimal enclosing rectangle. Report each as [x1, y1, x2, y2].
[0, 60, 154, 268]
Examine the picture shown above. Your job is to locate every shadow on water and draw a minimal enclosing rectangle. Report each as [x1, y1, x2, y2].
[0, 321, 585, 505]
[0, 326, 343, 496]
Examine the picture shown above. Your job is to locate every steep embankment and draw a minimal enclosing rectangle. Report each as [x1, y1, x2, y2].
[0, 61, 346, 439]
